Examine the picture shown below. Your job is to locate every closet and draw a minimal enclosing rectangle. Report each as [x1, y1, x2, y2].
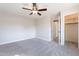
[64, 13, 78, 47]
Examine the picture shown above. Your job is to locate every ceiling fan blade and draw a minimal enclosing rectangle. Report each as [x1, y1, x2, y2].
[37, 12, 41, 16]
[38, 8, 47, 11]
[22, 7, 32, 11]
[29, 12, 33, 15]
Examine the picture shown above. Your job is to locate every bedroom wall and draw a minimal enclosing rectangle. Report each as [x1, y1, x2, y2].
[0, 11, 52, 44]
[36, 17, 51, 41]
[0, 12, 35, 44]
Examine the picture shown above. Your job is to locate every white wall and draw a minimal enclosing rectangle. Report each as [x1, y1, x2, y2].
[0, 12, 35, 44]
[36, 17, 51, 41]
[0, 12, 52, 44]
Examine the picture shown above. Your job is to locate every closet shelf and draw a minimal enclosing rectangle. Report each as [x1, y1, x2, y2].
[65, 22, 78, 24]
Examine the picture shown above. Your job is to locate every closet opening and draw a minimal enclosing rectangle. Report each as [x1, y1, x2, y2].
[64, 13, 78, 48]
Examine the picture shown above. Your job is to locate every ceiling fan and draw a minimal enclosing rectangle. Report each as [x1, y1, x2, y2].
[22, 3, 47, 16]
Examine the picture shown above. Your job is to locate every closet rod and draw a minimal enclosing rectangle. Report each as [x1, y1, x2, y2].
[65, 22, 78, 24]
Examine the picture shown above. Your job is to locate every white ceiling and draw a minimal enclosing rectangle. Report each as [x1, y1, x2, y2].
[0, 3, 79, 19]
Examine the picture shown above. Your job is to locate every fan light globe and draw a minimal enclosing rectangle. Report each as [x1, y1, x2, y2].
[32, 11, 37, 14]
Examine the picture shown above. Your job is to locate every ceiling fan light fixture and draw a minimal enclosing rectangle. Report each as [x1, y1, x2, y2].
[32, 11, 38, 14]
[22, 3, 47, 16]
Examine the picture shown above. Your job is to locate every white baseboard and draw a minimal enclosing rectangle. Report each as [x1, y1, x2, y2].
[0, 37, 51, 45]
[0, 37, 35, 45]
[36, 36, 51, 42]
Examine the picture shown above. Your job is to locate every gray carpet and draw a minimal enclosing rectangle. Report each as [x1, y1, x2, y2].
[0, 38, 79, 56]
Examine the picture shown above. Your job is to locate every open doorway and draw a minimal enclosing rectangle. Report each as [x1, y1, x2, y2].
[51, 12, 64, 45]
[64, 13, 78, 48]
[51, 15, 61, 44]
[52, 19, 59, 43]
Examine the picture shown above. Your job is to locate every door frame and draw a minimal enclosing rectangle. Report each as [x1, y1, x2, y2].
[51, 11, 79, 47]
[51, 12, 65, 45]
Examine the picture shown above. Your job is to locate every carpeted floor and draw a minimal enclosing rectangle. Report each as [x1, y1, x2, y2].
[0, 38, 79, 56]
